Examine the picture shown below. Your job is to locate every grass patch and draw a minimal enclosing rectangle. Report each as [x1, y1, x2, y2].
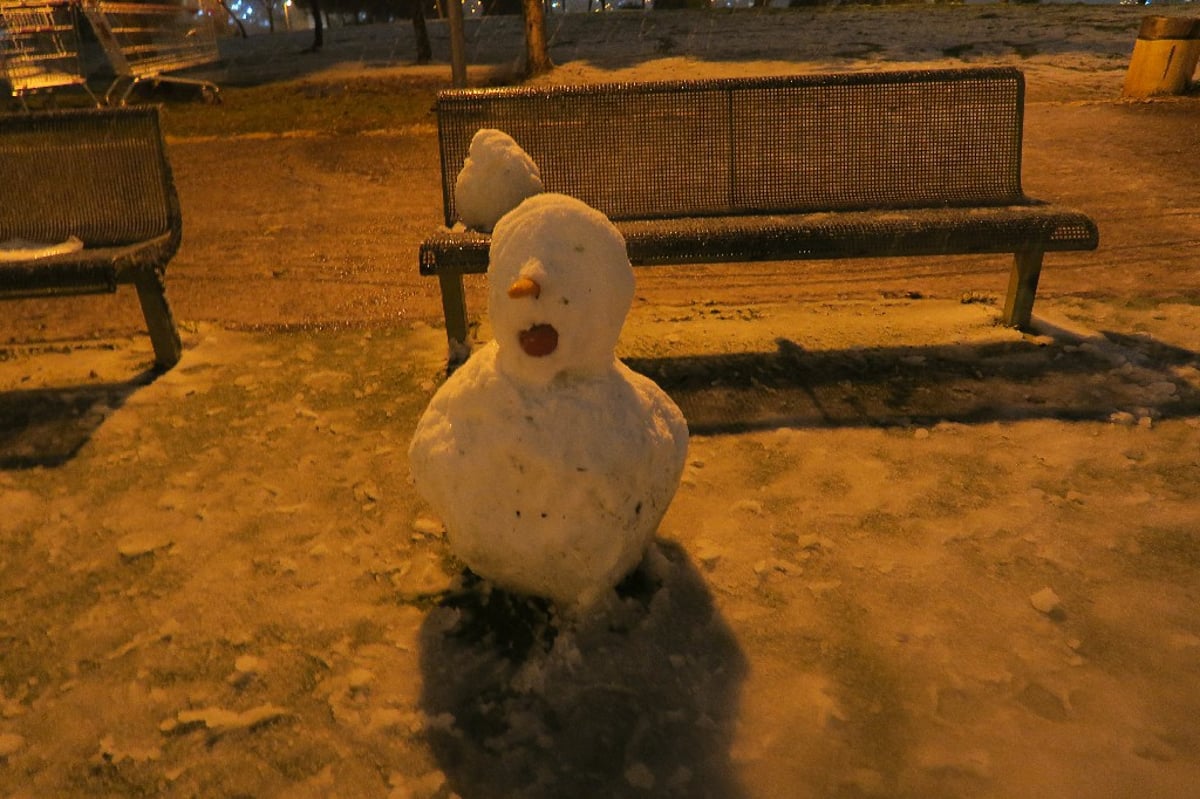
[833, 42, 884, 59]
[737, 439, 801, 488]
[942, 43, 975, 59]
[1011, 42, 1040, 59]
[1120, 293, 1200, 310]
[4, 72, 440, 138]
[1132, 525, 1200, 581]
[920, 453, 1007, 514]
[160, 75, 440, 138]
[856, 508, 907, 538]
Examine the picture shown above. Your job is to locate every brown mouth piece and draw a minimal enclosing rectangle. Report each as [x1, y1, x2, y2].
[518, 323, 558, 358]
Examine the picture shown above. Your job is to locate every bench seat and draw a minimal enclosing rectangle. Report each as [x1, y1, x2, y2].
[421, 204, 1097, 273]
[0, 235, 175, 295]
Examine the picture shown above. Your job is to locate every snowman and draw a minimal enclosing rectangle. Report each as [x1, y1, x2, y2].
[408, 130, 689, 609]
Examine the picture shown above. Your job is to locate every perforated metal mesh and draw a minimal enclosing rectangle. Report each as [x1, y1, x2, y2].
[440, 82, 734, 224]
[730, 72, 1023, 211]
[436, 68, 1028, 226]
[0, 106, 176, 247]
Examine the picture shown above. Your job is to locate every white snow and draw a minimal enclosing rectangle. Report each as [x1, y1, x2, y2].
[164, 704, 290, 736]
[0, 235, 83, 262]
[409, 340, 689, 605]
[452, 128, 544, 232]
[1030, 586, 1064, 616]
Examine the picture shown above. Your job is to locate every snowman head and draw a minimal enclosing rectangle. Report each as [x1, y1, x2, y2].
[488, 193, 634, 386]
[454, 129, 544, 233]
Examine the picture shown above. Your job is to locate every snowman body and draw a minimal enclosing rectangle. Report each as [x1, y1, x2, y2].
[409, 191, 688, 607]
[410, 341, 687, 606]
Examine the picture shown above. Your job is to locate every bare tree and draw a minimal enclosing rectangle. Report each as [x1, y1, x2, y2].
[217, 0, 249, 37]
[521, 0, 551, 77]
[412, 0, 432, 64]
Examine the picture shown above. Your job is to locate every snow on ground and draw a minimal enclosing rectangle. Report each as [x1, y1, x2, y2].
[3, 5, 1200, 799]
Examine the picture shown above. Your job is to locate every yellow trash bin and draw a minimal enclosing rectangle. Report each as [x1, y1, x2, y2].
[1122, 15, 1200, 98]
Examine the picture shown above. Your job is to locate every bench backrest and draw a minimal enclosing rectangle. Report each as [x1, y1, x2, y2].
[436, 67, 1026, 227]
[0, 105, 179, 247]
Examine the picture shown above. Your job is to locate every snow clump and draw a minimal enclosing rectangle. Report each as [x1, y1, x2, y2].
[453, 128, 544, 232]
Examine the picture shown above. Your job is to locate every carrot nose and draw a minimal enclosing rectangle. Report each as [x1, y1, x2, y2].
[507, 276, 541, 299]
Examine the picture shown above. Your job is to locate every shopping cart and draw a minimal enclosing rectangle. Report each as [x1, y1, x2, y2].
[81, 0, 220, 105]
[0, 0, 99, 108]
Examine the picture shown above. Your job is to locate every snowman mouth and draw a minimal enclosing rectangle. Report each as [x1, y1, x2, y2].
[518, 323, 558, 357]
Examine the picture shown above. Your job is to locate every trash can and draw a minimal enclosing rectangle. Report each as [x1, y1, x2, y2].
[1123, 16, 1200, 98]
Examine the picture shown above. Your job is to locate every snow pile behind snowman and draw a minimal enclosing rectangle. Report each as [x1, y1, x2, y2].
[409, 129, 689, 609]
[452, 128, 544, 233]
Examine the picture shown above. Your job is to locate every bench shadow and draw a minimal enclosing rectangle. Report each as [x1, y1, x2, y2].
[0, 371, 156, 469]
[624, 326, 1200, 435]
[418, 539, 748, 799]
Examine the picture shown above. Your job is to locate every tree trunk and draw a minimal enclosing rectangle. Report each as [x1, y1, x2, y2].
[522, 0, 552, 77]
[306, 0, 324, 52]
[413, 1, 432, 65]
[218, 0, 248, 38]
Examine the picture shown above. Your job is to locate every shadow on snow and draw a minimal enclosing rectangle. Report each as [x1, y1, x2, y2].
[625, 323, 1200, 435]
[419, 539, 749, 799]
[0, 370, 157, 470]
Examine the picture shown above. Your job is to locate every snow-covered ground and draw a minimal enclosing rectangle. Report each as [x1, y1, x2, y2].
[2, 5, 1200, 798]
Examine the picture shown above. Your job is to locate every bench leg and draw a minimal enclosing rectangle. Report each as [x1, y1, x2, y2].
[133, 271, 183, 370]
[438, 272, 471, 367]
[1002, 249, 1045, 330]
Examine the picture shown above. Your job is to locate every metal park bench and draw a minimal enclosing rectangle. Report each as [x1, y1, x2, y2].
[0, 106, 183, 368]
[82, 0, 220, 106]
[0, 0, 99, 108]
[419, 68, 1099, 359]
